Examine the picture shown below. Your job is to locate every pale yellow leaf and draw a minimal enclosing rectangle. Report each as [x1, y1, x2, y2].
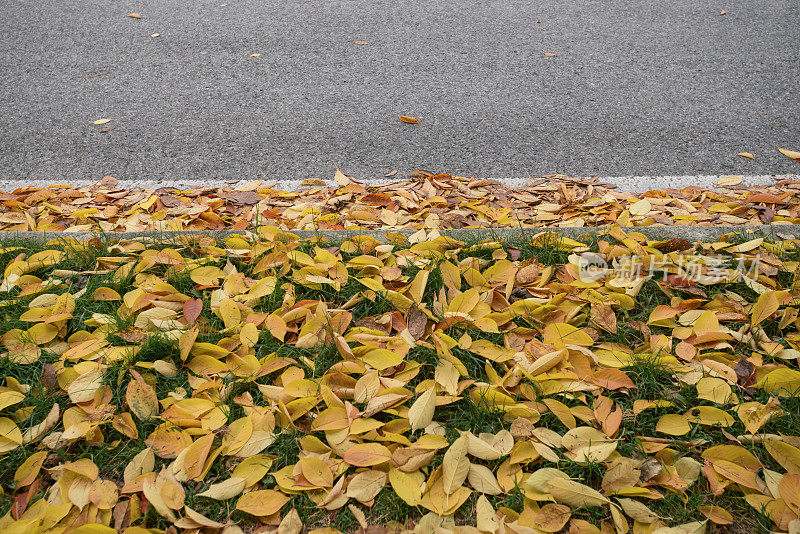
[408, 386, 436, 432]
[716, 175, 743, 186]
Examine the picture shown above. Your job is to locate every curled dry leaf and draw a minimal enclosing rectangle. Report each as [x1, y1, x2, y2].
[778, 146, 800, 162]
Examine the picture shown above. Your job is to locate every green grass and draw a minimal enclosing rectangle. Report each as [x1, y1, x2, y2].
[440, 396, 510, 443]
[265, 429, 302, 472]
[371, 487, 419, 525]
[71, 435, 150, 482]
[621, 351, 677, 400]
[560, 457, 607, 489]
[0, 231, 798, 532]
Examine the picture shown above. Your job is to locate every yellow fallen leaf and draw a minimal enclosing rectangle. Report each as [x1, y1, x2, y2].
[684, 406, 735, 427]
[546, 477, 610, 507]
[334, 169, 351, 186]
[766, 439, 800, 474]
[71, 525, 117, 534]
[342, 443, 392, 467]
[629, 199, 652, 216]
[699, 505, 733, 524]
[361, 348, 403, 370]
[407, 386, 436, 432]
[14, 450, 47, 487]
[751, 291, 779, 326]
[476, 495, 499, 533]
[236, 489, 290, 516]
[240, 322, 259, 347]
[190, 265, 225, 286]
[92, 119, 112, 125]
[467, 464, 503, 495]
[696, 377, 733, 405]
[399, 115, 421, 124]
[442, 435, 470, 495]
[197, 477, 247, 500]
[345, 469, 387, 502]
[757, 368, 800, 397]
[388, 469, 422, 506]
[126, 370, 159, 421]
[0, 417, 22, 453]
[737, 152, 754, 159]
[778, 146, 800, 162]
[717, 175, 743, 186]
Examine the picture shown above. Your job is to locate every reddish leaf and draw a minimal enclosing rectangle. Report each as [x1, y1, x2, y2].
[590, 369, 637, 390]
[11, 479, 40, 519]
[184, 298, 203, 326]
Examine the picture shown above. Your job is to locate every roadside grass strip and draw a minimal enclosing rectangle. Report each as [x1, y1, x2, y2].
[0, 227, 798, 533]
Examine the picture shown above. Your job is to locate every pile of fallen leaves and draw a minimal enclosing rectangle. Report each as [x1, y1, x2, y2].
[4, 171, 800, 233]
[1, 227, 800, 534]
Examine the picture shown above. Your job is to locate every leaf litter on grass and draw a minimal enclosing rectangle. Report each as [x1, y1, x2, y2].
[0, 226, 800, 532]
[3, 170, 800, 232]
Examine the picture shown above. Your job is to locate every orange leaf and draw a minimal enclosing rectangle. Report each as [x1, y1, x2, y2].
[342, 443, 392, 467]
[590, 369, 636, 390]
[777, 146, 800, 162]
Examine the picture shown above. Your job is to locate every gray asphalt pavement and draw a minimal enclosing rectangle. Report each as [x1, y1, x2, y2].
[1, 0, 799, 185]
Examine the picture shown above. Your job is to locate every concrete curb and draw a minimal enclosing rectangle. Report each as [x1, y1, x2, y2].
[1, 175, 799, 194]
[1, 225, 800, 244]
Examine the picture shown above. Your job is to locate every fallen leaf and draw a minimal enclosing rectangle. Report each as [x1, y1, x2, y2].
[717, 175, 743, 186]
[778, 146, 800, 162]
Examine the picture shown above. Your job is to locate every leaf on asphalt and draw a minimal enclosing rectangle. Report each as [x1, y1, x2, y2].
[778, 146, 800, 162]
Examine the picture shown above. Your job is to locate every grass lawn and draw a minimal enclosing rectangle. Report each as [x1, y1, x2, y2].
[0, 226, 798, 533]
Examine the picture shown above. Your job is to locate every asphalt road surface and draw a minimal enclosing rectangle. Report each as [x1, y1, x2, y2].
[1, 0, 799, 187]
